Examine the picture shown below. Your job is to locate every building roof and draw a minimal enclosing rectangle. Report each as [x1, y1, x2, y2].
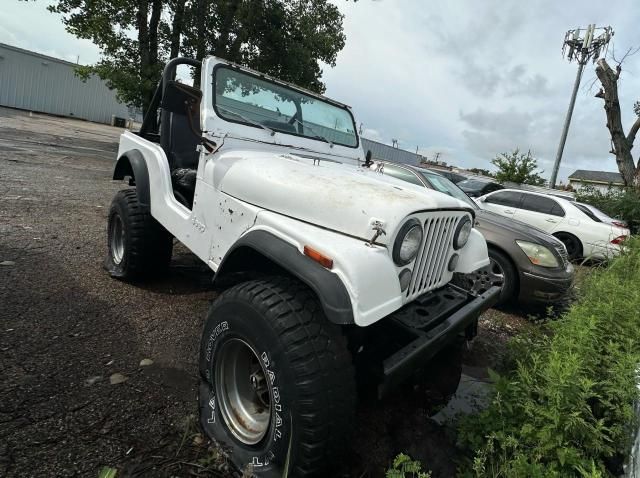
[0, 42, 82, 68]
[568, 169, 624, 184]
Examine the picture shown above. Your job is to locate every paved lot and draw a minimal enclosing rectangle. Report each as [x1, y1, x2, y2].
[0, 107, 527, 477]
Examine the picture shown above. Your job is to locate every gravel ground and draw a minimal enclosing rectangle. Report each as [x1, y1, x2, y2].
[0, 107, 530, 478]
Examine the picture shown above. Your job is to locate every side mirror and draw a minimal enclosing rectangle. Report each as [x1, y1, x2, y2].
[364, 150, 373, 167]
[162, 80, 202, 115]
[478, 196, 486, 202]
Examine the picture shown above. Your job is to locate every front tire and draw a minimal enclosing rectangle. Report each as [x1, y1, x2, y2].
[488, 248, 517, 305]
[198, 277, 356, 477]
[454, 248, 516, 305]
[105, 189, 173, 280]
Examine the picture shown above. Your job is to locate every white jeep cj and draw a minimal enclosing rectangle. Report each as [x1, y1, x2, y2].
[106, 56, 499, 477]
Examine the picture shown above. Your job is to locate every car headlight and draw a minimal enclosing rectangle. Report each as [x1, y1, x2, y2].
[453, 216, 472, 250]
[516, 241, 559, 268]
[393, 219, 423, 265]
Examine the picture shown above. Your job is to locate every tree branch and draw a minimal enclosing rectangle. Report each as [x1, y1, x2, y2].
[627, 117, 640, 147]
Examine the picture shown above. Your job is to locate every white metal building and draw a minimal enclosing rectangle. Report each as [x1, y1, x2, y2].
[0, 43, 133, 124]
[361, 138, 425, 165]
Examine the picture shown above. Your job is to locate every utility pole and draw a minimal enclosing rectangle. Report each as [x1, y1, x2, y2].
[550, 24, 613, 188]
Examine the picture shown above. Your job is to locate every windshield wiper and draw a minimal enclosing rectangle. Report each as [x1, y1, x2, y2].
[289, 117, 334, 148]
[217, 105, 275, 136]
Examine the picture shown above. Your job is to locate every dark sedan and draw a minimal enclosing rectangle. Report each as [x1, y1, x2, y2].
[376, 161, 574, 305]
[458, 178, 503, 198]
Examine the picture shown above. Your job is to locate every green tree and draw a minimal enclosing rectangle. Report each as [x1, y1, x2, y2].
[467, 167, 494, 177]
[491, 149, 546, 186]
[45, 0, 346, 113]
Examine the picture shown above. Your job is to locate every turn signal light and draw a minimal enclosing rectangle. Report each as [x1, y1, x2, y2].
[304, 246, 333, 269]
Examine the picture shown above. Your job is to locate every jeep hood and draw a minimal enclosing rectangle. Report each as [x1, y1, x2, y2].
[214, 151, 470, 244]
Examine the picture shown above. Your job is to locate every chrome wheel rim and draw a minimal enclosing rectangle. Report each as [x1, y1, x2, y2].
[110, 214, 125, 265]
[465, 259, 504, 295]
[215, 338, 271, 445]
[489, 258, 505, 288]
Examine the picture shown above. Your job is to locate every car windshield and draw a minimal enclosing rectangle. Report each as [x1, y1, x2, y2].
[419, 171, 478, 209]
[457, 179, 489, 190]
[214, 66, 358, 147]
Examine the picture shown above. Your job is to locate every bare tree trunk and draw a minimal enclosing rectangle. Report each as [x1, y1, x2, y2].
[170, 0, 186, 59]
[595, 58, 640, 186]
[137, 0, 151, 115]
[193, 0, 207, 87]
[149, 0, 162, 65]
[138, 0, 164, 124]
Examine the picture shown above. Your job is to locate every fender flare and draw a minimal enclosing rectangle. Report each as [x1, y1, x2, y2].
[215, 230, 354, 325]
[113, 149, 150, 207]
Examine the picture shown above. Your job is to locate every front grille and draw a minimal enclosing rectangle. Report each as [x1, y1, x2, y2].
[406, 212, 467, 301]
[554, 243, 569, 268]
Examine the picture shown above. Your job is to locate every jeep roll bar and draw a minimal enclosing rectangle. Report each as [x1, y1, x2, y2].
[139, 57, 201, 136]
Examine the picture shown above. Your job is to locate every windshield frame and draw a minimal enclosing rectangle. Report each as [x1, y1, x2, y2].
[211, 64, 360, 149]
[419, 170, 478, 209]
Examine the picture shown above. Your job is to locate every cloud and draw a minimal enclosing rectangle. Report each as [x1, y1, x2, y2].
[2, 0, 639, 182]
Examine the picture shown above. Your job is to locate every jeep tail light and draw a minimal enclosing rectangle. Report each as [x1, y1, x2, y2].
[304, 246, 333, 269]
[611, 235, 627, 245]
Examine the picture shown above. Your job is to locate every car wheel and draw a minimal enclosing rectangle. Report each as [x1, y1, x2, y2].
[105, 189, 173, 280]
[199, 276, 356, 477]
[553, 232, 582, 261]
[456, 249, 516, 305]
[488, 249, 517, 304]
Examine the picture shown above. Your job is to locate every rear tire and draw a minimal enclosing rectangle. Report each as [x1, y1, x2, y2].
[105, 189, 173, 280]
[198, 277, 356, 477]
[554, 232, 582, 261]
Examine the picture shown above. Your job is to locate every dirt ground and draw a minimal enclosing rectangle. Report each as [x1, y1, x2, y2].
[0, 107, 530, 478]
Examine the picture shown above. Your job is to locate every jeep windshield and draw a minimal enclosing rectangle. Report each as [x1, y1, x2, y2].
[213, 66, 358, 148]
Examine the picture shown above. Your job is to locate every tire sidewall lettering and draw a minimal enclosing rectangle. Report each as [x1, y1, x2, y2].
[199, 304, 293, 476]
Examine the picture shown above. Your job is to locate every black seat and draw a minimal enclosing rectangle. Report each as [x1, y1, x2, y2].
[171, 168, 197, 208]
[166, 112, 200, 170]
[159, 81, 203, 208]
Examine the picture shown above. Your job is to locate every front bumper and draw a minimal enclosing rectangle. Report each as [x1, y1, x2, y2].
[518, 264, 574, 304]
[378, 283, 501, 397]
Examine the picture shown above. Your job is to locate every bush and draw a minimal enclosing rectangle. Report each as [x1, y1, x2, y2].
[575, 186, 640, 234]
[457, 238, 640, 477]
[386, 454, 432, 478]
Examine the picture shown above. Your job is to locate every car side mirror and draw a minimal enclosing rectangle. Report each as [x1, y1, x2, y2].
[162, 80, 202, 115]
[364, 150, 373, 167]
[478, 196, 486, 202]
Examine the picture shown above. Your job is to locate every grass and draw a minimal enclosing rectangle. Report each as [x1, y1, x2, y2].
[456, 238, 640, 477]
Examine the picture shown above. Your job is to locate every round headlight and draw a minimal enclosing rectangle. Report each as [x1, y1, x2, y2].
[393, 219, 423, 265]
[453, 216, 472, 250]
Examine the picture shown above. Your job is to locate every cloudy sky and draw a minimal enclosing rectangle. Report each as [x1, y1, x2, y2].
[2, 0, 640, 182]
